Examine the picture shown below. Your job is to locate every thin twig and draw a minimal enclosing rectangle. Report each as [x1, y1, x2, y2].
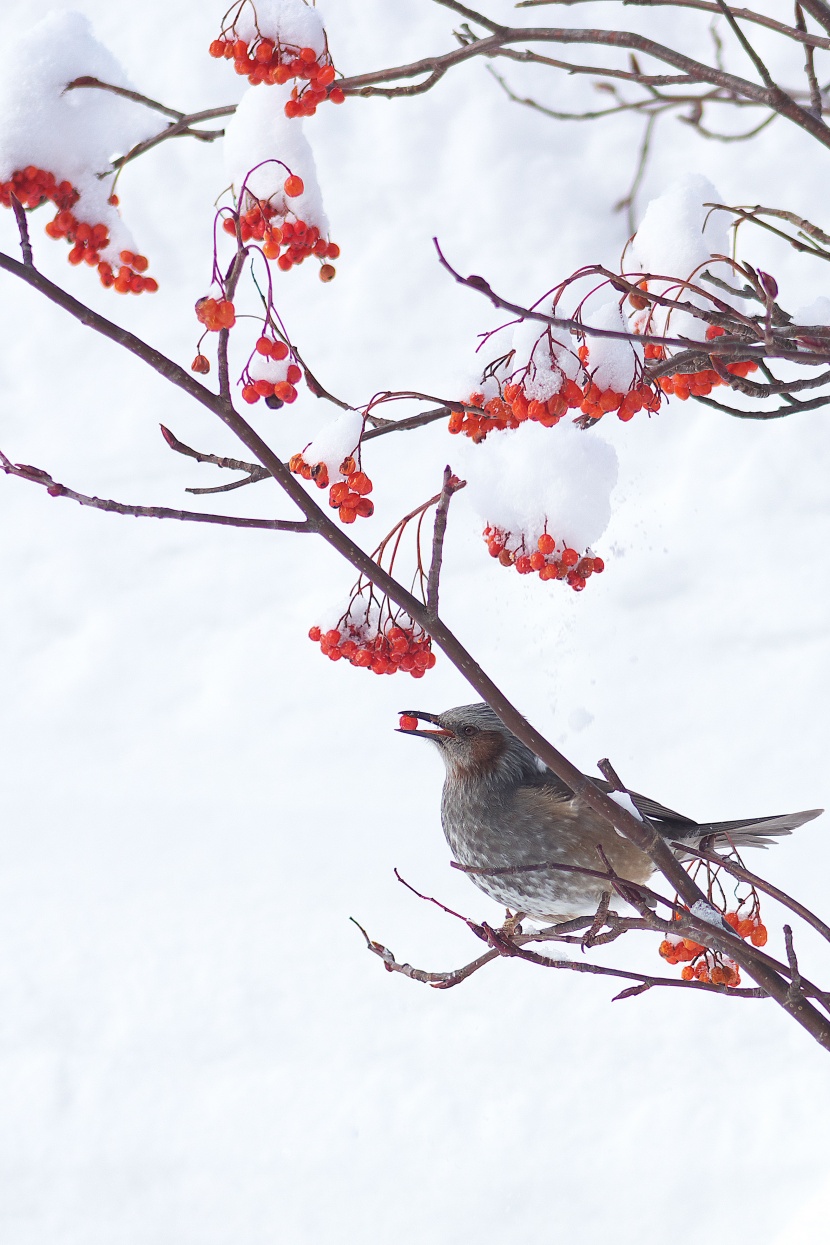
[10, 196, 33, 267]
[0, 453, 312, 532]
[679, 843, 830, 944]
[159, 424, 266, 477]
[426, 467, 465, 617]
[714, 0, 780, 90]
[784, 924, 804, 1006]
[518, 1, 830, 49]
[615, 112, 657, 233]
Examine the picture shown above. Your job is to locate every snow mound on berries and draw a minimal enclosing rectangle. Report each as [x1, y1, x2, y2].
[247, 353, 292, 386]
[583, 300, 642, 392]
[304, 410, 364, 478]
[633, 175, 729, 281]
[510, 304, 582, 401]
[0, 11, 155, 254]
[224, 85, 328, 232]
[231, 0, 327, 56]
[632, 176, 739, 341]
[463, 421, 618, 550]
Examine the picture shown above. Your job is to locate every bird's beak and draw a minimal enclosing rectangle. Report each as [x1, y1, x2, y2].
[397, 710, 455, 739]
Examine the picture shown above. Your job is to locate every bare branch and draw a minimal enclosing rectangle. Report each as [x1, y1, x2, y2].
[352, 911, 767, 996]
[426, 467, 465, 618]
[10, 195, 33, 267]
[518, 2, 830, 50]
[0, 452, 312, 532]
[679, 843, 830, 944]
[3, 250, 829, 1048]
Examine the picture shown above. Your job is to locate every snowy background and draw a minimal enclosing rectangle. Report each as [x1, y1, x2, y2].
[1, 2, 830, 1242]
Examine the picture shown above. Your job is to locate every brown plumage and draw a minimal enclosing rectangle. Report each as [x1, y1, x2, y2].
[400, 703, 823, 921]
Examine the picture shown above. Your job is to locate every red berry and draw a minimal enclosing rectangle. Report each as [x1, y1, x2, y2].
[399, 714, 419, 731]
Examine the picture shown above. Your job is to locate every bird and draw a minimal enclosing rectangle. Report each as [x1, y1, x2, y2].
[398, 702, 822, 923]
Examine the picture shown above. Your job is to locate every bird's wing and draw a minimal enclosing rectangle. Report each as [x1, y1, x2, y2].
[592, 778, 699, 830]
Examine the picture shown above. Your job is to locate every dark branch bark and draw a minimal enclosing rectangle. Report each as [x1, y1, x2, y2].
[0, 453, 312, 532]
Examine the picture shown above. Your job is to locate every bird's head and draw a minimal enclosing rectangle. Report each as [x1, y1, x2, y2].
[398, 702, 544, 787]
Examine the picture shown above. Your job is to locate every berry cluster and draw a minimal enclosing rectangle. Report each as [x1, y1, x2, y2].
[209, 35, 344, 114]
[241, 335, 302, 405]
[195, 297, 236, 331]
[724, 909, 768, 947]
[309, 617, 436, 677]
[576, 345, 662, 422]
[1, 167, 157, 293]
[449, 380, 584, 442]
[289, 453, 374, 522]
[484, 526, 604, 591]
[1, 165, 76, 211]
[223, 195, 340, 276]
[645, 326, 759, 400]
[659, 903, 768, 986]
[659, 933, 743, 987]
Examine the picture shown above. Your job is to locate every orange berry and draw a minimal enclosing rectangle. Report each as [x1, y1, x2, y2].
[348, 471, 372, 496]
[750, 924, 768, 947]
[537, 533, 555, 556]
[284, 174, 304, 197]
[191, 354, 210, 374]
[319, 263, 336, 282]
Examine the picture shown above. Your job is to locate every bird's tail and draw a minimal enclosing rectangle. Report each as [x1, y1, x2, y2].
[677, 808, 823, 852]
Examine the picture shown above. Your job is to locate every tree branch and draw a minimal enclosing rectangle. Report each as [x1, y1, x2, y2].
[3, 250, 830, 1050]
[426, 467, 465, 617]
[0, 453, 312, 532]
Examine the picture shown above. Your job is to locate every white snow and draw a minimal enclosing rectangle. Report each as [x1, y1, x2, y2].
[690, 899, 732, 932]
[2, 2, 830, 1244]
[510, 310, 566, 401]
[631, 175, 740, 342]
[633, 174, 730, 283]
[461, 420, 617, 552]
[582, 299, 643, 393]
[609, 791, 644, 822]
[228, 0, 327, 56]
[0, 11, 156, 259]
[793, 296, 830, 326]
[223, 84, 328, 232]
[303, 409, 364, 476]
[247, 352, 292, 386]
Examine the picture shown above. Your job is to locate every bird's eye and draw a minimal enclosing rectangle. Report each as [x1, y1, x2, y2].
[460, 724, 477, 737]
